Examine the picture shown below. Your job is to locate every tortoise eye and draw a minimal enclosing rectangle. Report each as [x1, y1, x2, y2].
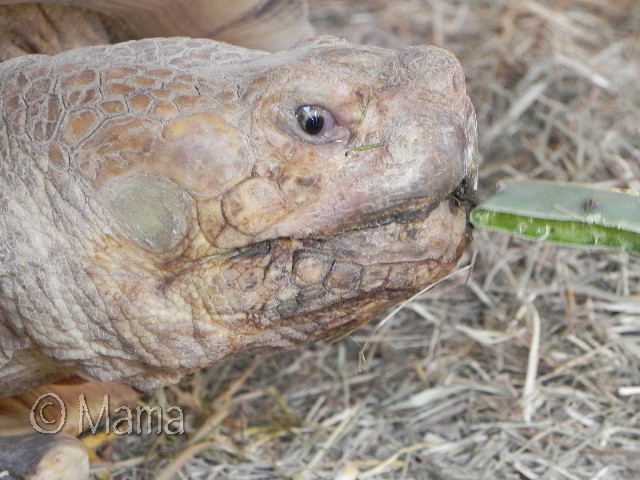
[296, 105, 331, 135]
[292, 105, 349, 144]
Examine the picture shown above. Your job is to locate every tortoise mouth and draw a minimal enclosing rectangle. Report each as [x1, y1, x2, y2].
[311, 175, 475, 239]
[229, 176, 475, 265]
[183, 177, 474, 328]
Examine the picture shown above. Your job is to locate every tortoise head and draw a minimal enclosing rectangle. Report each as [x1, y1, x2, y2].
[0, 36, 476, 391]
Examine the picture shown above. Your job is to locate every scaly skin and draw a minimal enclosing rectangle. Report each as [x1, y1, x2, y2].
[0, 36, 477, 396]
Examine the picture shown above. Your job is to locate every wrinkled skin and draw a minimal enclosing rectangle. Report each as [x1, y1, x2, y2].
[0, 36, 477, 396]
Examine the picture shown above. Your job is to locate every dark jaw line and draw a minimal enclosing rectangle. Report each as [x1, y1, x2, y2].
[313, 174, 477, 237]
[228, 176, 476, 262]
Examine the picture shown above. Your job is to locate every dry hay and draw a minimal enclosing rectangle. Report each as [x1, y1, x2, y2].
[101, 1, 640, 479]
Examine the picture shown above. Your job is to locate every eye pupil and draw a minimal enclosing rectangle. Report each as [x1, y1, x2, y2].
[296, 106, 325, 135]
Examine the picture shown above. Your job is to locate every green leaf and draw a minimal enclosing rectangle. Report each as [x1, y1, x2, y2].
[470, 179, 640, 256]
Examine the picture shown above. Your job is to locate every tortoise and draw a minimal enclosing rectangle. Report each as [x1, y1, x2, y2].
[0, 0, 477, 477]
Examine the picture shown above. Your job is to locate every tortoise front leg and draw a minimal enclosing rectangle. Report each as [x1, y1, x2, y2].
[0, 433, 89, 480]
[0, 382, 139, 480]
